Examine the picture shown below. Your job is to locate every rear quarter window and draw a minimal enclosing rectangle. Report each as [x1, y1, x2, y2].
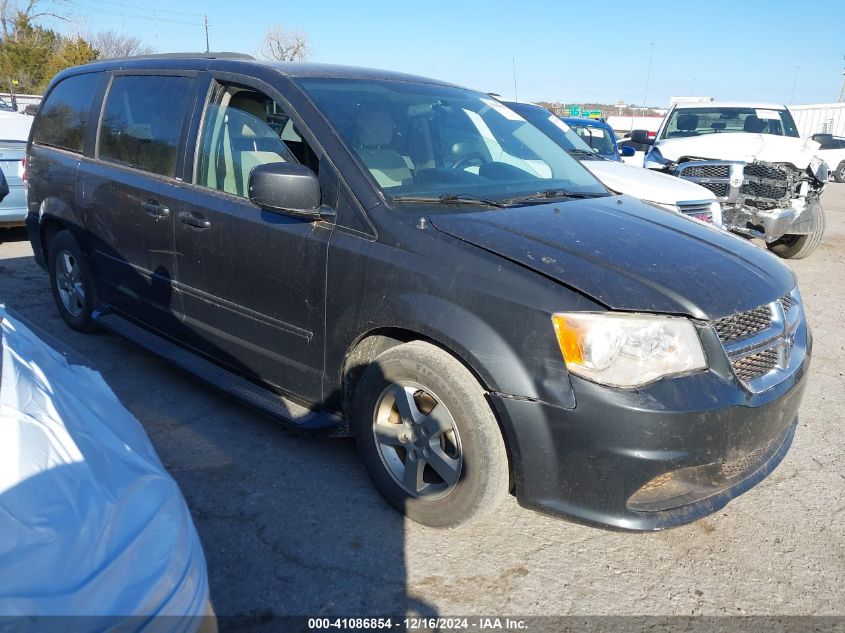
[32, 73, 101, 153]
[97, 75, 194, 178]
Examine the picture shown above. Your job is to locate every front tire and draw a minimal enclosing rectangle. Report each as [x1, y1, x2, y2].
[834, 161, 845, 184]
[48, 230, 98, 332]
[351, 341, 509, 528]
[766, 205, 826, 260]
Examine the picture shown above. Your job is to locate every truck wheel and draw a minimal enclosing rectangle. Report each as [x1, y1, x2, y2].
[351, 340, 509, 528]
[834, 161, 845, 183]
[48, 230, 98, 332]
[766, 205, 826, 260]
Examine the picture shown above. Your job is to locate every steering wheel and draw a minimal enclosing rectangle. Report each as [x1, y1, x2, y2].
[451, 153, 488, 171]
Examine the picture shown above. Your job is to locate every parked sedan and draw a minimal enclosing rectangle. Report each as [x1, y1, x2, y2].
[0, 109, 33, 230]
[506, 101, 724, 225]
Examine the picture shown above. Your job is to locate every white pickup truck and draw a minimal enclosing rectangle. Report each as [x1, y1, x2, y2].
[634, 101, 829, 259]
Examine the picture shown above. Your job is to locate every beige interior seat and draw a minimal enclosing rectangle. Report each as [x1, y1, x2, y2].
[356, 110, 411, 188]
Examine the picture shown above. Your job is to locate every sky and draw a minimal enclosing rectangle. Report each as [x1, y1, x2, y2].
[46, 0, 845, 107]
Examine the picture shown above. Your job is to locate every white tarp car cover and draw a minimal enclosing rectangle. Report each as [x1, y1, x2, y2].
[0, 307, 210, 629]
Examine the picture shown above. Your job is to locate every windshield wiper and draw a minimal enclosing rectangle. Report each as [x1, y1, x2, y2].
[503, 188, 608, 205]
[567, 148, 600, 158]
[392, 193, 507, 208]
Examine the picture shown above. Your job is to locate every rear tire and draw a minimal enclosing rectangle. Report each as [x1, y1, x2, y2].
[48, 230, 98, 332]
[351, 341, 509, 528]
[766, 205, 826, 259]
[834, 161, 845, 183]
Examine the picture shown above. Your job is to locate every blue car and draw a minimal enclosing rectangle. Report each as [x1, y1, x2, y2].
[563, 116, 633, 162]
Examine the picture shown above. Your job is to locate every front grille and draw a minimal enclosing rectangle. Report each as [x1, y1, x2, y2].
[699, 181, 729, 197]
[711, 305, 772, 342]
[742, 180, 789, 199]
[732, 348, 779, 381]
[681, 164, 730, 178]
[711, 292, 803, 392]
[744, 163, 787, 180]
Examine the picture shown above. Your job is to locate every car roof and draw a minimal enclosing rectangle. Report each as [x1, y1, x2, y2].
[52, 54, 462, 89]
[673, 101, 787, 110]
[563, 116, 611, 128]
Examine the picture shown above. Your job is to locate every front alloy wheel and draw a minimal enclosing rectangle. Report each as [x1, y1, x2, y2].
[352, 340, 510, 528]
[372, 382, 463, 499]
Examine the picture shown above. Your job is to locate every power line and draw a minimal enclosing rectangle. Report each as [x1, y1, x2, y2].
[51, 0, 206, 27]
[68, 0, 205, 18]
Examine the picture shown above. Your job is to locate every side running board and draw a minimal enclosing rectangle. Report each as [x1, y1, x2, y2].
[94, 310, 346, 435]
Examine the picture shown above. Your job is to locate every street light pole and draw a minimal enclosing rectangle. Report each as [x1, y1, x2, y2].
[790, 66, 800, 104]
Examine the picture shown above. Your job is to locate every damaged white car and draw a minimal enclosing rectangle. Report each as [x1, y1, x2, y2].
[634, 102, 828, 258]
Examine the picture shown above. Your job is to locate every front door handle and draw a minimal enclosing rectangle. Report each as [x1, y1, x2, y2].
[142, 200, 170, 220]
[178, 211, 211, 229]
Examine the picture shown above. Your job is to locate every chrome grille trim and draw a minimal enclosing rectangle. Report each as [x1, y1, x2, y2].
[711, 289, 804, 393]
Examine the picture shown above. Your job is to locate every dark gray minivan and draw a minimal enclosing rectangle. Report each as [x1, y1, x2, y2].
[26, 54, 811, 529]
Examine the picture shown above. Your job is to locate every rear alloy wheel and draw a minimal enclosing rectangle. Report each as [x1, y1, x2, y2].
[767, 205, 826, 260]
[48, 231, 98, 332]
[352, 341, 509, 528]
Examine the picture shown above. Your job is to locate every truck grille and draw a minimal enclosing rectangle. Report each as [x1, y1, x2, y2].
[681, 164, 730, 179]
[710, 292, 803, 391]
[700, 182, 729, 197]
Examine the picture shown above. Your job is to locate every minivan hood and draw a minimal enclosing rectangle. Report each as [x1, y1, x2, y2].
[428, 196, 794, 320]
[584, 160, 715, 205]
[655, 133, 820, 168]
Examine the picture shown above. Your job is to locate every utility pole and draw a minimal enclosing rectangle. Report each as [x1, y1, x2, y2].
[790, 66, 800, 104]
[839, 56, 845, 102]
[642, 42, 655, 112]
[512, 57, 518, 102]
[204, 14, 210, 53]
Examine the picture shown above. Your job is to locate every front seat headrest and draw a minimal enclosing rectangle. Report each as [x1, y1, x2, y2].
[743, 115, 765, 133]
[358, 110, 395, 147]
[677, 113, 699, 131]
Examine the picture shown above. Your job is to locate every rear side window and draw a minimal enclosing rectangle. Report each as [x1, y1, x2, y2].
[33, 73, 100, 153]
[98, 75, 193, 178]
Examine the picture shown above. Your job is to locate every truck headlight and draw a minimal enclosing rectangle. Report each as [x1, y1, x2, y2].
[808, 157, 829, 183]
[708, 200, 723, 227]
[551, 312, 707, 388]
[644, 147, 671, 169]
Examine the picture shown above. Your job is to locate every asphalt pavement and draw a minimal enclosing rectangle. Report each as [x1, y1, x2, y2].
[1, 186, 843, 619]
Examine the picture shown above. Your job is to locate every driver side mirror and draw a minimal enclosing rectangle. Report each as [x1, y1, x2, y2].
[620, 145, 636, 157]
[248, 162, 333, 221]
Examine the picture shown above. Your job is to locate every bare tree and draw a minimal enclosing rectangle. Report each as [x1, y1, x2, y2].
[259, 25, 310, 62]
[90, 30, 155, 59]
[0, 0, 67, 40]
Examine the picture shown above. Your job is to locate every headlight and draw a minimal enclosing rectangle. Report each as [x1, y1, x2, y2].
[551, 312, 707, 388]
[808, 157, 829, 183]
[644, 147, 670, 168]
[708, 200, 723, 227]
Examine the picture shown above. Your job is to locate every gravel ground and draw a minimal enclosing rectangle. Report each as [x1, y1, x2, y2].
[1, 185, 843, 619]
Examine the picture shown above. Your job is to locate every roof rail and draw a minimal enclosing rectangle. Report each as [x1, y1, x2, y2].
[119, 52, 256, 61]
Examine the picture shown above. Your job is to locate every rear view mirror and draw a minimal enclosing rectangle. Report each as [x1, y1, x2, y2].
[248, 162, 332, 221]
[631, 130, 653, 145]
[620, 145, 636, 157]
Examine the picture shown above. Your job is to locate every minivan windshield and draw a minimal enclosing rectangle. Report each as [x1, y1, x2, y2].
[297, 78, 608, 205]
[660, 107, 800, 139]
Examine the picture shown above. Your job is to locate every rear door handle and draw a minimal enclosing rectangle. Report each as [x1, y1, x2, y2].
[178, 211, 211, 229]
[142, 200, 170, 219]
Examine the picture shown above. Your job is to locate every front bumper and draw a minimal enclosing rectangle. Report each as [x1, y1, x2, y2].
[490, 332, 810, 531]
